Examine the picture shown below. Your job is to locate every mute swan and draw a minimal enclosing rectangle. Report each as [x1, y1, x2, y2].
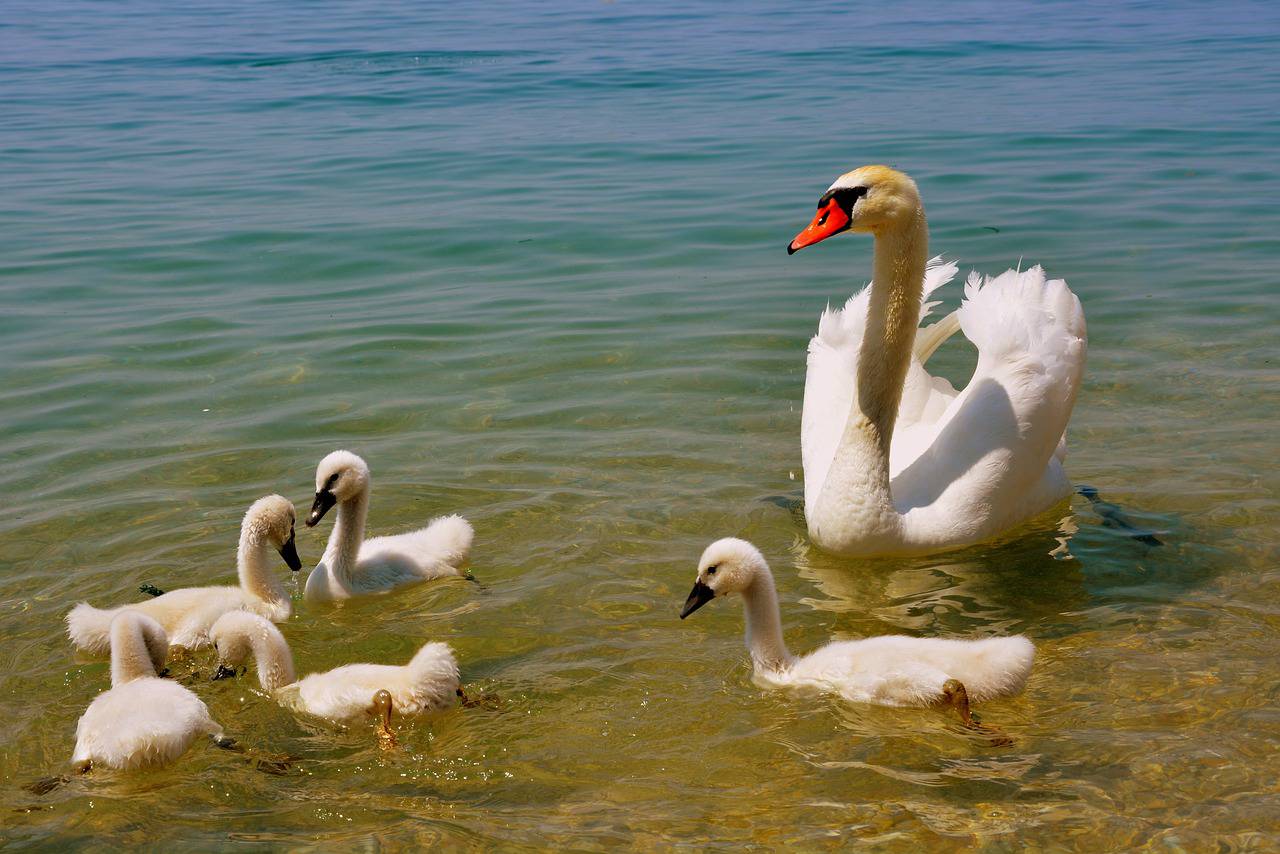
[788, 166, 1086, 556]
[208, 610, 459, 741]
[67, 495, 302, 654]
[303, 450, 473, 602]
[679, 539, 1034, 727]
[72, 612, 224, 770]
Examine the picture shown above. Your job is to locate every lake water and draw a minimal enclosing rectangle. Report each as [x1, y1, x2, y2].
[3, 0, 1279, 848]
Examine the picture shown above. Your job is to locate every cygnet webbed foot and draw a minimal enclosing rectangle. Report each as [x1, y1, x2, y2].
[372, 689, 398, 750]
[941, 679, 975, 726]
[211, 733, 297, 773]
[211, 733, 240, 751]
[941, 679, 1013, 746]
[24, 774, 72, 796]
[457, 686, 501, 710]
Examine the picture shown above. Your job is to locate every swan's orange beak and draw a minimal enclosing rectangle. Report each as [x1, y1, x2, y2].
[787, 198, 849, 254]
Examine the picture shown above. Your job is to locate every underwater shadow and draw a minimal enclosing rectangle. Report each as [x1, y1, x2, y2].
[776, 494, 1219, 643]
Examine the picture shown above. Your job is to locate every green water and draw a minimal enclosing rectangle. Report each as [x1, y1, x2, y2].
[3, 1, 1279, 848]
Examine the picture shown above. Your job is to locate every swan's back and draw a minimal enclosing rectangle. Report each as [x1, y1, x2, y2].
[784, 635, 1034, 706]
[73, 678, 220, 769]
[288, 641, 460, 720]
[67, 586, 263, 654]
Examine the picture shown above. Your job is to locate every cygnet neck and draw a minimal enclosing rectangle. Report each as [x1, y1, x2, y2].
[324, 486, 369, 589]
[740, 563, 795, 673]
[110, 615, 165, 686]
[247, 626, 296, 692]
[238, 525, 291, 616]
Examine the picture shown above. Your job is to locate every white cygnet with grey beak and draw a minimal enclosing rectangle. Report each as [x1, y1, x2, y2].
[681, 538, 1035, 732]
[303, 450, 474, 602]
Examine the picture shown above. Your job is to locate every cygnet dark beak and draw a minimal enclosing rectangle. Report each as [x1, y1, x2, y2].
[212, 663, 237, 681]
[278, 531, 302, 571]
[306, 489, 337, 527]
[680, 580, 715, 619]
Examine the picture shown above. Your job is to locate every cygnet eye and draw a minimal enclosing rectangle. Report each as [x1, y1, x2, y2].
[707, 565, 718, 575]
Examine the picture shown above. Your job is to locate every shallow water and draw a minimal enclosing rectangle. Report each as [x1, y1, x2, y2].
[3, 0, 1279, 849]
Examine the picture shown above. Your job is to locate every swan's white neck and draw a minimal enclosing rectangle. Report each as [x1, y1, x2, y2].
[238, 527, 290, 612]
[323, 488, 369, 591]
[809, 209, 928, 552]
[740, 566, 795, 673]
[248, 628, 296, 692]
[110, 616, 165, 686]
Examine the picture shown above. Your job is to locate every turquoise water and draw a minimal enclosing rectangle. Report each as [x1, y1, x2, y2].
[3, 1, 1279, 848]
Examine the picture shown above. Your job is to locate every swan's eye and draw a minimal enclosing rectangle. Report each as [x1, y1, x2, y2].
[324, 473, 340, 490]
[707, 565, 718, 575]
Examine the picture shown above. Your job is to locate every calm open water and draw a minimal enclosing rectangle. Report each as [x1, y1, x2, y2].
[3, 1, 1279, 849]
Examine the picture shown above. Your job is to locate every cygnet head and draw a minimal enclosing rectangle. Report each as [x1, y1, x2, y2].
[679, 537, 770, 619]
[209, 610, 295, 689]
[244, 494, 302, 571]
[307, 450, 370, 528]
[787, 165, 923, 254]
[209, 610, 264, 680]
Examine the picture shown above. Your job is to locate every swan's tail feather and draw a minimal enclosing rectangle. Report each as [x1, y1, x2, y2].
[66, 603, 120, 655]
[970, 636, 1036, 703]
[409, 641, 461, 710]
[918, 257, 959, 322]
[424, 514, 474, 570]
[409, 641, 458, 676]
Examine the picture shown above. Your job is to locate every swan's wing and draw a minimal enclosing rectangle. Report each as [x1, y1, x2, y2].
[352, 522, 469, 593]
[892, 265, 1086, 534]
[802, 258, 960, 510]
[382, 515, 473, 569]
[802, 288, 868, 511]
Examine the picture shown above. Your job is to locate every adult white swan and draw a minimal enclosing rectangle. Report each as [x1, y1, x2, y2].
[787, 165, 1086, 556]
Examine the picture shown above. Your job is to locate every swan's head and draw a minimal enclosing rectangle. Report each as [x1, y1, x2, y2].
[245, 494, 302, 571]
[210, 611, 295, 689]
[787, 165, 922, 253]
[209, 610, 263, 679]
[680, 537, 769, 619]
[307, 450, 370, 527]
